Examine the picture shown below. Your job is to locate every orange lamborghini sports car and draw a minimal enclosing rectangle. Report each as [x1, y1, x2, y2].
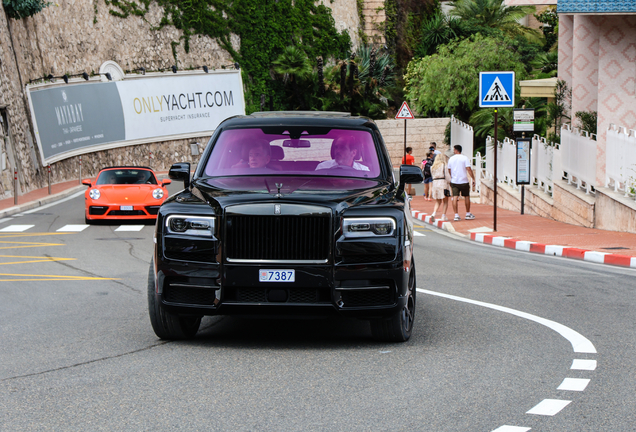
[82, 167, 171, 223]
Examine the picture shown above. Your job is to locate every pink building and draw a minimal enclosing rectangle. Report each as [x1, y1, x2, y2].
[508, 0, 636, 186]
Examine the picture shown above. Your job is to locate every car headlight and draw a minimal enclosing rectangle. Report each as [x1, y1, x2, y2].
[342, 217, 396, 238]
[88, 189, 100, 200]
[166, 215, 215, 237]
[152, 188, 164, 199]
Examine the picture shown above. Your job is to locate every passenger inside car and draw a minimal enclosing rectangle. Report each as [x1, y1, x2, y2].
[315, 137, 369, 171]
[232, 140, 281, 170]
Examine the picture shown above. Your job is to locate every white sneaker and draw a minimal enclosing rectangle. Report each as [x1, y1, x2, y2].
[465, 213, 475, 220]
[454, 214, 461, 221]
[441, 215, 448, 221]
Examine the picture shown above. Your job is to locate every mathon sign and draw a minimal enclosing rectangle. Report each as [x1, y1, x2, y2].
[27, 70, 245, 165]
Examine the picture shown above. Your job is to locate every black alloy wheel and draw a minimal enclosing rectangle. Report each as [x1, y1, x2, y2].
[147, 257, 201, 340]
[370, 259, 416, 342]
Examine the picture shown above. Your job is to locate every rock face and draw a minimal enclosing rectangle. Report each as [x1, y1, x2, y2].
[0, 0, 361, 197]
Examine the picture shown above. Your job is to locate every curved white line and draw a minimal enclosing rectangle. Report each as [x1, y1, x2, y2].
[418, 288, 597, 354]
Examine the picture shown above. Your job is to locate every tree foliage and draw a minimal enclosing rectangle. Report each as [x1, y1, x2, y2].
[404, 34, 526, 121]
[104, 0, 351, 113]
[448, 0, 538, 41]
[2, 0, 51, 19]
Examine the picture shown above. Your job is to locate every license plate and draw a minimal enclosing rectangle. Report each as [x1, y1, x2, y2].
[120, 205, 133, 211]
[259, 269, 295, 282]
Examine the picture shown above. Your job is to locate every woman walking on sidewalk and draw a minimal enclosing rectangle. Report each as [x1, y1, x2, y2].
[429, 152, 451, 222]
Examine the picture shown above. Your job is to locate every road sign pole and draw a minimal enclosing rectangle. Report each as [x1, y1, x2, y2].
[494, 108, 498, 232]
[403, 119, 407, 162]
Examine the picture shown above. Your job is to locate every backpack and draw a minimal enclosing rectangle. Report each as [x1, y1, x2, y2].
[423, 159, 432, 177]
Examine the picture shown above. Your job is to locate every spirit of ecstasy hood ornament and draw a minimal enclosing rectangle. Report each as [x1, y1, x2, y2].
[274, 183, 283, 198]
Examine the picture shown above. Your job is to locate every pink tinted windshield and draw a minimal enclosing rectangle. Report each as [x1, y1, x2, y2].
[203, 128, 381, 178]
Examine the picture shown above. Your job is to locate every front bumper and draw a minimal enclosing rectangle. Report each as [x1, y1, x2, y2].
[154, 258, 409, 319]
[86, 203, 161, 220]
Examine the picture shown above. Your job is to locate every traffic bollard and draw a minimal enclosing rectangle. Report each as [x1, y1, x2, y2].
[14, 168, 18, 205]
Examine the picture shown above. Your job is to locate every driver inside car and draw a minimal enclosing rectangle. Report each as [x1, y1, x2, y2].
[315, 137, 369, 171]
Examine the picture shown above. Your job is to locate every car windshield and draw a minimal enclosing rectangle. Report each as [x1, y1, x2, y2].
[96, 169, 158, 185]
[202, 127, 382, 179]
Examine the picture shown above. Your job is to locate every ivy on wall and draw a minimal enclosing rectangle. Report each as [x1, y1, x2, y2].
[2, 0, 51, 19]
[103, 0, 351, 113]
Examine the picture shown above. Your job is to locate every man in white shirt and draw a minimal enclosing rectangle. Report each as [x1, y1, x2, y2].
[316, 138, 369, 171]
[447, 144, 476, 221]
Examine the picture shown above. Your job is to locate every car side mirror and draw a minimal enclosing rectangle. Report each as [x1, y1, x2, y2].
[162, 179, 172, 186]
[82, 179, 92, 187]
[169, 163, 191, 189]
[399, 164, 424, 185]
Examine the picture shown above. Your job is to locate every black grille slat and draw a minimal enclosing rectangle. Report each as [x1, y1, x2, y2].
[341, 290, 393, 307]
[164, 286, 217, 305]
[226, 215, 329, 261]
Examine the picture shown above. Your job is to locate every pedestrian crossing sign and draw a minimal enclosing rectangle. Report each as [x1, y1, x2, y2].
[479, 71, 515, 108]
[395, 101, 415, 119]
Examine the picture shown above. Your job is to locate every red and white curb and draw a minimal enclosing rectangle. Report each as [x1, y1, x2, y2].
[411, 210, 636, 269]
[470, 233, 636, 268]
[410, 210, 453, 231]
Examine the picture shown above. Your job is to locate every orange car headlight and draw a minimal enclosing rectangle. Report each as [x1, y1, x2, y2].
[152, 188, 164, 199]
[88, 189, 100, 200]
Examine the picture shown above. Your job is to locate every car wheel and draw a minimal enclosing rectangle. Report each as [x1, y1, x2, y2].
[85, 215, 91, 225]
[370, 259, 416, 342]
[147, 257, 201, 340]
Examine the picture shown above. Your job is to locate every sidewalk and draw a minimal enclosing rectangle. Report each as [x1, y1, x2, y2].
[410, 195, 636, 269]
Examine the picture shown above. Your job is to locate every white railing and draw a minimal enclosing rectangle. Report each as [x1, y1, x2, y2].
[560, 124, 597, 194]
[485, 136, 519, 189]
[450, 115, 474, 158]
[531, 135, 561, 195]
[473, 152, 485, 194]
[606, 124, 636, 199]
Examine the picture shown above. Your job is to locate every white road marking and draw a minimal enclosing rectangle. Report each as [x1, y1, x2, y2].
[413, 231, 426, 236]
[0, 225, 34, 232]
[526, 399, 571, 416]
[0, 217, 13, 224]
[115, 225, 144, 232]
[491, 426, 530, 432]
[417, 289, 597, 354]
[571, 359, 597, 370]
[557, 378, 590, 391]
[57, 224, 89, 232]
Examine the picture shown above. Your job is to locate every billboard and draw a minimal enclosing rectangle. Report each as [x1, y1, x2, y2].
[27, 70, 245, 165]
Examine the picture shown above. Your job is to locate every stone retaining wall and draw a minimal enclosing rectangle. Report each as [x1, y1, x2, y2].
[0, 0, 362, 199]
[376, 118, 450, 166]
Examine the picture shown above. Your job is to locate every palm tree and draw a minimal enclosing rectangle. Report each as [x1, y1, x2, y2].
[448, 0, 538, 40]
[272, 46, 313, 109]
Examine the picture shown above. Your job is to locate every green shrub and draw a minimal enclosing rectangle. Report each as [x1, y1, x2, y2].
[3, 0, 51, 19]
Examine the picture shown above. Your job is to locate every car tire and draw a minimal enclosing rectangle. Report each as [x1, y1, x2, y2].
[85, 215, 91, 225]
[147, 257, 201, 340]
[370, 259, 416, 342]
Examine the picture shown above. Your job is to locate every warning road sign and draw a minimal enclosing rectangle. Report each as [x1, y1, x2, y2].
[395, 101, 415, 119]
[479, 71, 515, 108]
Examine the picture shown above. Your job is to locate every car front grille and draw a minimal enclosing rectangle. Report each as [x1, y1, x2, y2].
[108, 210, 147, 216]
[89, 206, 108, 215]
[225, 215, 330, 261]
[228, 287, 330, 304]
[145, 206, 160, 215]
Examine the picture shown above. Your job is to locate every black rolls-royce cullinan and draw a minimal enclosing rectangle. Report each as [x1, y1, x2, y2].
[148, 112, 423, 342]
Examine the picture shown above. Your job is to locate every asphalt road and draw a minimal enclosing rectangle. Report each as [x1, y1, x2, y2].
[1, 188, 635, 431]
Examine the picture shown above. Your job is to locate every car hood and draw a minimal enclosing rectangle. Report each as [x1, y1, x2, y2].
[173, 176, 399, 211]
[97, 185, 158, 202]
